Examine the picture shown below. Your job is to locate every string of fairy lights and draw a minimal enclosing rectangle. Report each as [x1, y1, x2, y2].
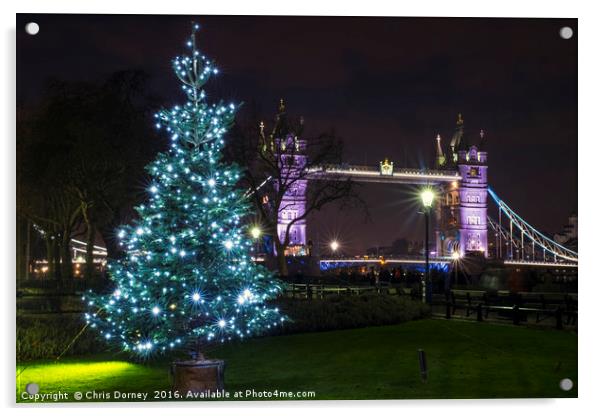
[84, 23, 284, 356]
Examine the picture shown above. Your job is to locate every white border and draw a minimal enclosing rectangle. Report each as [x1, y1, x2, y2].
[3, 1, 601, 415]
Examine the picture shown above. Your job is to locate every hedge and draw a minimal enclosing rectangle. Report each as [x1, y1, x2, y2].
[17, 294, 430, 360]
[275, 294, 430, 334]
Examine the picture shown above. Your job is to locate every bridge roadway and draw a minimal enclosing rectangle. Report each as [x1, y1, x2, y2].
[306, 164, 459, 185]
[320, 256, 452, 266]
[503, 260, 578, 268]
[319, 256, 578, 269]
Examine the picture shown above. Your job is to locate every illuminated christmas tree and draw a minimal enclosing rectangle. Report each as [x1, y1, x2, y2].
[84, 24, 284, 357]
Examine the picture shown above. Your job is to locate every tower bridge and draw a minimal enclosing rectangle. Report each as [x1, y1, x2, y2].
[267, 110, 577, 268]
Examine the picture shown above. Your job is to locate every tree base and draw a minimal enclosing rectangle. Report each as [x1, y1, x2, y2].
[170, 359, 225, 394]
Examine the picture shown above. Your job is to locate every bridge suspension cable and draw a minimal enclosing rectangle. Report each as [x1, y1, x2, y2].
[487, 216, 520, 251]
[487, 187, 578, 263]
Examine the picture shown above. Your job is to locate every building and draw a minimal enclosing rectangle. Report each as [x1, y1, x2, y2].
[261, 100, 309, 257]
[435, 114, 489, 257]
[554, 213, 578, 251]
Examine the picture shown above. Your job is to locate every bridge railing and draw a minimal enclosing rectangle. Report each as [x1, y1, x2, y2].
[307, 164, 459, 179]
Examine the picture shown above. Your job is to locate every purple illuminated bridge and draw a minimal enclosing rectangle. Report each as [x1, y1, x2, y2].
[273, 114, 577, 266]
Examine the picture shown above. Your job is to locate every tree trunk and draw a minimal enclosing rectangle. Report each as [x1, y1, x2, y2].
[274, 239, 288, 277]
[24, 219, 31, 280]
[98, 222, 123, 260]
[45, 237, 57, 279]
[52, 238, 61, 279]
[60, 231, 72, 279]
[85, 224, 96, 280]
[16, 217, 26, 281]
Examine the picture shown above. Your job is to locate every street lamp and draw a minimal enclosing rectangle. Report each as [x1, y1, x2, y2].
[330, 240, 339, 255]
[421, 189, 435, 209]
[250, 226, 261, 240]
[420, 189, 435, 304]
[451, 250, 461, 289]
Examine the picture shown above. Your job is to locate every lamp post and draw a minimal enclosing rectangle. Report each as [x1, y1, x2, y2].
[330, 240, 339, 256]
[451, 250, 461, 289]
[420, 189, 435, 304]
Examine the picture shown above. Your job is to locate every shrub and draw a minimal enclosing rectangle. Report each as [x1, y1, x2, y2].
[274, 293, 430, 334]
[17, 295, 85, 314]
[17, 294, 430, 361]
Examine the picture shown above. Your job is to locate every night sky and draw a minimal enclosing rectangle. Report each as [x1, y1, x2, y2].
[17, 14, 577, 254]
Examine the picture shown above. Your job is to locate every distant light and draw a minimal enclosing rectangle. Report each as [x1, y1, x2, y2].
[192, 293, 201, 302]
[451, 251, 461, 260]
[136, 228, 144, 235]
[421, 189, 435, 208]
[150, 186, 158, 193]
[152, 306, 160, 316]
[330, 241, 339, 252]
[207, 178, 216, 187]
[224, 240, 234, 250]
[250, 226, 261, 239]
[218, 319, 226, 328]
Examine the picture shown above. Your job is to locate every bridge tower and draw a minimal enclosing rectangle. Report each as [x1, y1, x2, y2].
[456, 125, 489, 256]
[436, 115, 488, 257]
[272, 100, 308, 256]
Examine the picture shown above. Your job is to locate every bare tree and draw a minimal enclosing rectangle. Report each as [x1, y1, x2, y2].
[17, 71, 161, 280]
[228, 101, 365, 276]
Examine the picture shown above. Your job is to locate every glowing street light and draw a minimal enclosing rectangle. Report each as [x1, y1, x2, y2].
[250, 226, 261, 240]
[449, 250, 462, 298]
[420, 189, 435, 208]
[330, 240, 339, 253]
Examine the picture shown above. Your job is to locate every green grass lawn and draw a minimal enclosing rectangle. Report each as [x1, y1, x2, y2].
[16, 319, 577, 402]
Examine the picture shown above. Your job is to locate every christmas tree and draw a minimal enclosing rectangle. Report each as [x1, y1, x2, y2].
[84, 24, 284, 357]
